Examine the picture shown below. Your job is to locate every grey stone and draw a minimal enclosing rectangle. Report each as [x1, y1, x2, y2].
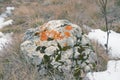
[20, 20, 97, 79]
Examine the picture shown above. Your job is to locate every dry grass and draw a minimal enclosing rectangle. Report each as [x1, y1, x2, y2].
[8, 0, 116, 31]
[90, 40, 109, 71]
[0, 33, 42, 80]
[10, 0, 90, 29]
[0, 25, 24, 33]
[14, 5, 36, 17]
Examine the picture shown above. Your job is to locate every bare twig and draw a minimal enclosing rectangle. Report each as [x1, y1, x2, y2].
[99, 0, 109, 53]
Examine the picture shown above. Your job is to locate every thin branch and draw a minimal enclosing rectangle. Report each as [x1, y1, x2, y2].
[99, 0, 109, 53]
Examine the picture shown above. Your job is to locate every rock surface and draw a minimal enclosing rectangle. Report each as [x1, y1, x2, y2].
[21, 20, 97, 79]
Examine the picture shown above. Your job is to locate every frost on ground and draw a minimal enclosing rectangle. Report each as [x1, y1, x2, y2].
[85, 29, 120, 80]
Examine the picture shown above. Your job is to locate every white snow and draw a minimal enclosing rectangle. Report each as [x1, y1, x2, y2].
[0, 32, 12, 50]
[6, 7, 15, 10]
[86, 29, 120, 80]
[0, 7, 14, 18]
[0, 7, 14, 29]
[86, 60, 120, 80]
[0, 19, 13, 29]
[0, 7, 14, 51]
[87, 29, 120, 59]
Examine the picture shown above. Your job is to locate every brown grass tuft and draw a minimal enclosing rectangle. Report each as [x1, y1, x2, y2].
[90, 40, 109, 71]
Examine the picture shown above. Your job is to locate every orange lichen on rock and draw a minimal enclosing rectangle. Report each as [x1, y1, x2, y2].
[40, 30, 64, 41]
[47, 30, 63, 40]
[54, 32, 64, 40]
[40, 31, 48, 41]
[64, 32, 71, 37]
[65, 25, 72, 30]
[49, 30, 57, 37]
[64, 43, 68, 47]
[39, 25, 73, 41]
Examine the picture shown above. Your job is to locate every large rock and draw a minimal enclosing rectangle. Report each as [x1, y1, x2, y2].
[21, 20, 97, 79]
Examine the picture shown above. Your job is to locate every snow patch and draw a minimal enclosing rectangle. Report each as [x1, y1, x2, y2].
[87, 29, 120, 59]
[0, 32, 13, 50]
[0, 7, 14, 28]
[0, 19, 13, 29]
[85, 60, 120, 80]
[0, 7, 14, 51]
[86, 29, 120, 80]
